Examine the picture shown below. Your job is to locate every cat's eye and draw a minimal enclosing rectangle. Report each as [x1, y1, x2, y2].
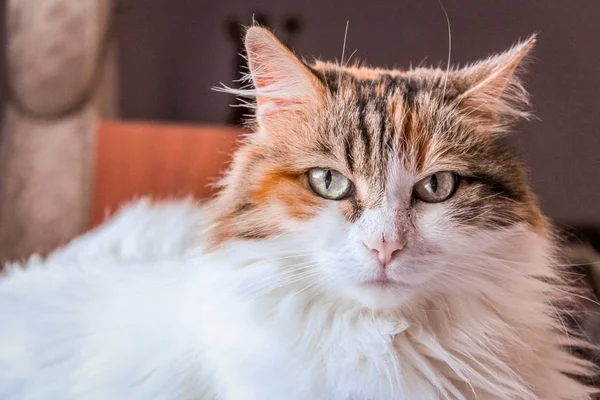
[413, 171, 458, 203]
[307, 168, 353, 200]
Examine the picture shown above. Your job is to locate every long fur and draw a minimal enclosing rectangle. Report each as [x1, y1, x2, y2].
[0, 27, 596, 400]
[0, 200, 593, 399]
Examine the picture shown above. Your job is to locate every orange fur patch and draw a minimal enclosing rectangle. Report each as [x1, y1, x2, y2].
[250, 170, 323, 220]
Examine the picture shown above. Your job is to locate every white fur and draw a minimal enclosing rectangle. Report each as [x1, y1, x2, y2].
[0, 198, 592, 399]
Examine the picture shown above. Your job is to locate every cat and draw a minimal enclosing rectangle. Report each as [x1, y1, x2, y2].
[0, 26, 595, 400]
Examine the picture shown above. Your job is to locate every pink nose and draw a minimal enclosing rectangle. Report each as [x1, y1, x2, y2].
[364, 234, 406, 267]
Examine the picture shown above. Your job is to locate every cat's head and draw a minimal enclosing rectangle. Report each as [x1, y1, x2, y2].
[210, 27, 548, 310]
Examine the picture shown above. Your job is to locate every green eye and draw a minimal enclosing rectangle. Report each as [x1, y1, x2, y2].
[414, 171, 458, 203]
[307, 168, 353, 200]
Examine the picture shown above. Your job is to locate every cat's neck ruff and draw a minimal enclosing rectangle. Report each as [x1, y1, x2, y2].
[193, 229, 588, 400]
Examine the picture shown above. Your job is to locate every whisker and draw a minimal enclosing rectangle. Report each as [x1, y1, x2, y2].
[339, 20, 350, 82]
[242, 249, 313, 258]
[418, 250, 600, 269]
[241, 261, 318, 287]
[243, 253, 313, 269]
[345, 49, 358, 67]
[288, 276, 332, 301]
[245, 274, 324, 301]
[437, 0, 452, 100]
[239, 268, 322, 300]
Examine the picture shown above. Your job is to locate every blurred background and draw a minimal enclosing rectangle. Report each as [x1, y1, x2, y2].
[0, 0, 599, 384]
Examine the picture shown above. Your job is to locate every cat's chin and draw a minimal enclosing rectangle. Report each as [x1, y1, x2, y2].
[341, 280, 415, 310]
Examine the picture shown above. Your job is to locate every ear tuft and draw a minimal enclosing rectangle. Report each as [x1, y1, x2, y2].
[242, 27, 323, 118]
[457, 35, 537, 123]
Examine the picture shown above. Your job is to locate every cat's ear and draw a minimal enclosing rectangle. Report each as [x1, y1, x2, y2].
[456, 36, 536, 123]
[244, 26, 324, 123]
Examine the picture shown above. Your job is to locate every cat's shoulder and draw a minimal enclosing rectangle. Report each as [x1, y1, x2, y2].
[55, 198, 206, 262]
[0, 199, 208, 399]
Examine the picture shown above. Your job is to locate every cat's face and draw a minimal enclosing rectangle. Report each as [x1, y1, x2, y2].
[211, 27, 547, 310]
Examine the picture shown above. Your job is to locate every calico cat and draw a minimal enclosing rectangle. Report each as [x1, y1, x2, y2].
[0, 26, 595, 399]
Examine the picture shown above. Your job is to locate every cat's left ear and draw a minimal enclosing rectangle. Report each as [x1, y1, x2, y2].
[455, 35, 536, 123]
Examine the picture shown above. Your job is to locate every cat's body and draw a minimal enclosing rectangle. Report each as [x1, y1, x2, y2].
[0, 27, 595, 399]
[0, 200, 589, 400]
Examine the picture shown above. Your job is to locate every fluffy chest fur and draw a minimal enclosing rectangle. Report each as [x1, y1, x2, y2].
[194, 258, 415, 400]
[0, 200, 593, 400]
[193, 236, 588, 400]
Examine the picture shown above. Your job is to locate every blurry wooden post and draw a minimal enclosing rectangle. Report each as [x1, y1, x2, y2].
[0, 0, 116, 263]
[91, 121, 242, 227]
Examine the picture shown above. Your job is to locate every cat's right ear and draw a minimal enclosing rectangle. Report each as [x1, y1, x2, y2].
[244, 27, 325, 125]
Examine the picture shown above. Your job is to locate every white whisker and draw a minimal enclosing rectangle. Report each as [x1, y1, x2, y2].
[339, 20, 350, 82]
[437, 0, 452, 100]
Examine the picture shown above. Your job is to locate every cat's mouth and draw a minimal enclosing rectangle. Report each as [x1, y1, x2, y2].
[361, 278, 411, 289]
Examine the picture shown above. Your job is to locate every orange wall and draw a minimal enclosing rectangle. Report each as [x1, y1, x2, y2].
[91, 121, 242, 226]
